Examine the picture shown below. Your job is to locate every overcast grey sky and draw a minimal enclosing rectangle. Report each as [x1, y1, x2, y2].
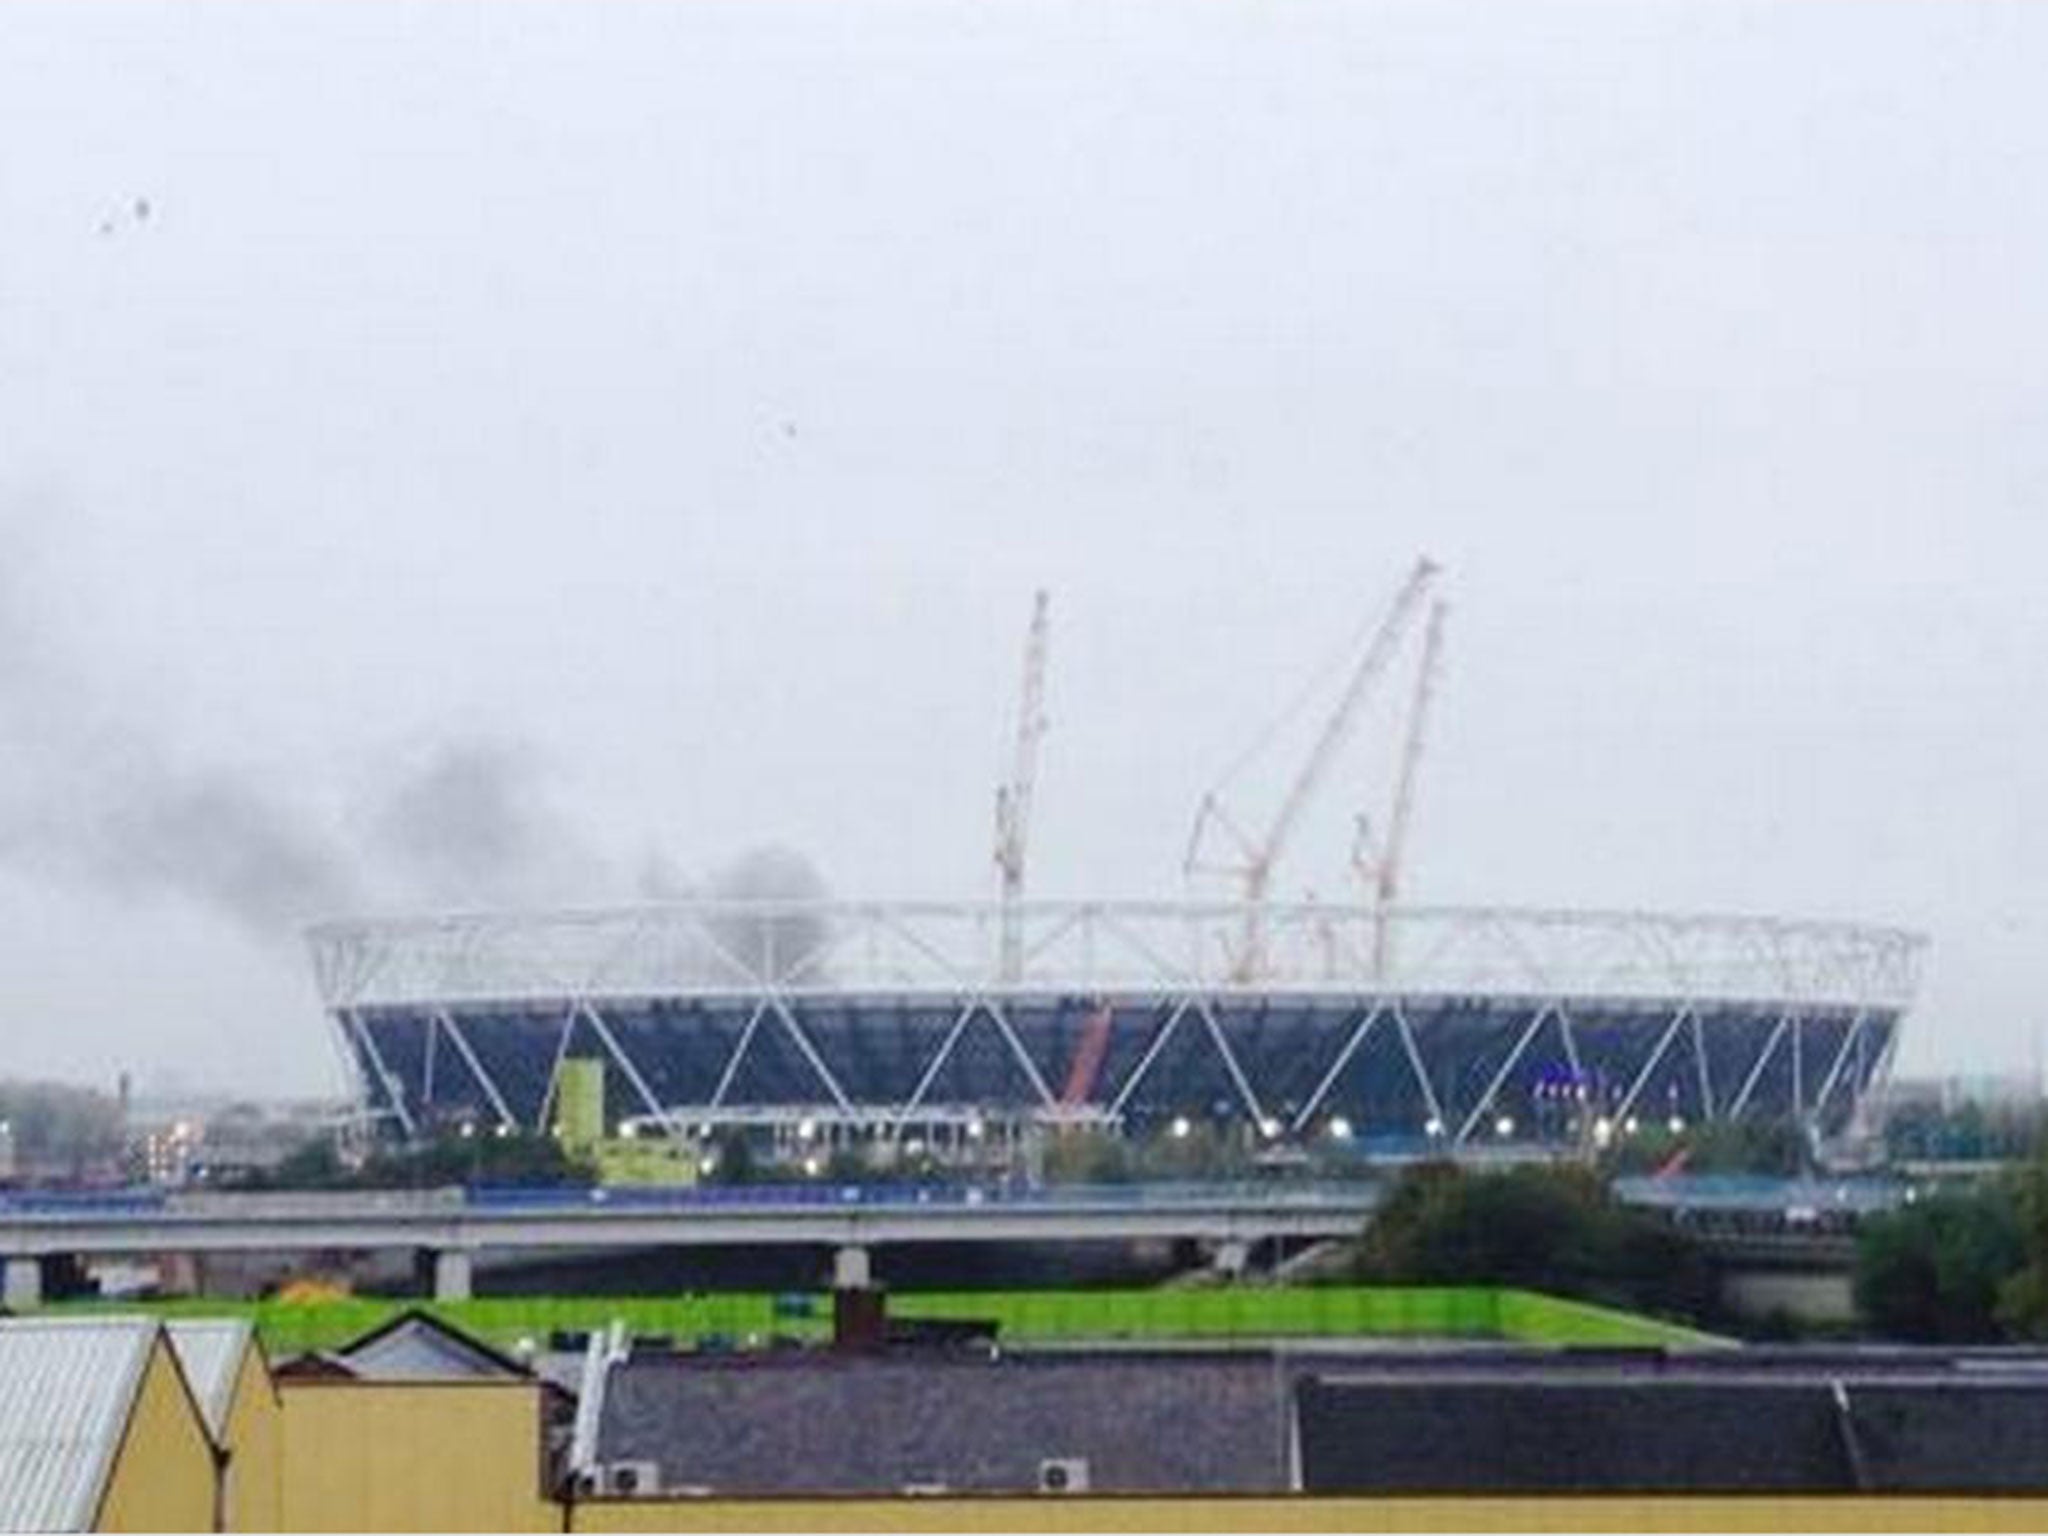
[1, 0, 2042, 1095]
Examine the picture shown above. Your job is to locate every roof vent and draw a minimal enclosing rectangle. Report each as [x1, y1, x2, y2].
[601, 1461, 658, 1497]
[1039, 1457, 1090, 1494]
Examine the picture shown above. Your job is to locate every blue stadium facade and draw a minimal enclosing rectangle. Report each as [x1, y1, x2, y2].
[310, 902, 1922, 1151]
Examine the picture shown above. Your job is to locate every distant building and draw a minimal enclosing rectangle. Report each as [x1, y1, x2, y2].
[1885, 1072, 2042, 1115]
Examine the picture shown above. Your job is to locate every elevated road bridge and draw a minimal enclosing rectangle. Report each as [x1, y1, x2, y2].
[0, 1174, 1903, 1309]
[0, 1183, 1384, 1306]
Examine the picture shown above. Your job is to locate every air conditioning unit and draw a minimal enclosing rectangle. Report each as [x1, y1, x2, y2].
[1038, 1457, 1090, 1494]
[601, 1461, 659, 1497]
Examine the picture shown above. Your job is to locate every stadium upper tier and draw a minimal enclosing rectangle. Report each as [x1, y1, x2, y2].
[307, 901, 1923, 1146]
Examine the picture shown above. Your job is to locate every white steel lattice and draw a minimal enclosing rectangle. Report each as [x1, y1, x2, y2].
[309, 900, 1923, 1013]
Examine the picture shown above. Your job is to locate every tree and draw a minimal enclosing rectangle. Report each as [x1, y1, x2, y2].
[1040, 1129, 1132, 1185]
[1602, 1117, 1807, 1178]
[1853, 1185, 2022, 1343]
[705, 1131, 758, 1185]
[1997, 1154, 2048, 1339]
[1131, 1122, 1250, 1182]
[1354, 1161, 1716, 1322]
[241, 1129, 593, 1190]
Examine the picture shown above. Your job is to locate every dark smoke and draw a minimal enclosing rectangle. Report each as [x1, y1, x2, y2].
[361, 740, 603, 908]
[0, 508, 351, 935]
[704, 845, 834, 982]
[0, 500, 835, 949]
[87, 769, 360, 935]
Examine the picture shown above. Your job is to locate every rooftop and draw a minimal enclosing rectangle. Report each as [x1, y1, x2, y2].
[0, 1317, 161, 1532]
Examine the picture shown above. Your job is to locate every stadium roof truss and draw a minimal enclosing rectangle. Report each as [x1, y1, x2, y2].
[307, 901, 1924, 1147]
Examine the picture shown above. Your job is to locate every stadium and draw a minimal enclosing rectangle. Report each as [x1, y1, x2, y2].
[307, 899, 1922, 1156]
[306, 565, 1924, 1161]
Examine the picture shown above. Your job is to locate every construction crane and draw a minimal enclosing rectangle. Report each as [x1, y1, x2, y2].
[1352, 597, 1448, 979]
[994, 589, 1051, 982]
[1185, 556, 1441, 982]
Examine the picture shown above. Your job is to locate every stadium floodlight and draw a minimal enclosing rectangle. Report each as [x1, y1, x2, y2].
[1493, 1115, 1515, 1139]
[1328, 1116, 1353, 1141]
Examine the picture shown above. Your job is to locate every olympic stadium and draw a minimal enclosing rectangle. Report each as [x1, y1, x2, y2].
[307, 899, 1922, 1154]
[306, 566, 1925, 1160]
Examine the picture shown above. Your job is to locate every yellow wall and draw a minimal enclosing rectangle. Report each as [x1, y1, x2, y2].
[222, 1347, 285, 1534]
[569, 1494, 2048, 1534]
[95, 1338, 218, 1534]
[278, 1380, 557, 1533]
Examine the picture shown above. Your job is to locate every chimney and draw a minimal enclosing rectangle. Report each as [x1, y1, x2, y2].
[832, 1286, 886, 1353]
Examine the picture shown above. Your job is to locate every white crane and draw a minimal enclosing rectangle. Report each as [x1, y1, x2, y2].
[1186, 556, 1442, 982]
[1352, 596, 1448, 978]
[994, 589, 1051, 982]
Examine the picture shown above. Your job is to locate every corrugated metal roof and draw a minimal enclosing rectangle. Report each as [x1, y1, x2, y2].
[0, 1317, 157, 1532]
[166, 1319, 253, 1440]
[342, 1317, 523, 1381]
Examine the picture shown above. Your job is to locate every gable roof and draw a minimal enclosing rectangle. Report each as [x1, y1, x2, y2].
[165, 1319, 259, 1440]
[273, 1351, 359, 1381]
[0, 1318, 159, 1532]
[334, 1309, 531, 1381]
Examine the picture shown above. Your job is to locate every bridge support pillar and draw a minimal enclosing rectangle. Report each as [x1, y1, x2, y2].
[3, 1255, 43, 1310]
[833, 1245, 872, 1290]
[431, 1248, 473, 1302]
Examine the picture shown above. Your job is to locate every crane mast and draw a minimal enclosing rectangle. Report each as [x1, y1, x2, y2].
[994, 589, 1050, 982]
[1186, 556, 1441, 982]
[1365, 597, 1447, 978]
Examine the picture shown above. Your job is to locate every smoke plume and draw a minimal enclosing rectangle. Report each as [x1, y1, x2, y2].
[0, 500, 834, 948]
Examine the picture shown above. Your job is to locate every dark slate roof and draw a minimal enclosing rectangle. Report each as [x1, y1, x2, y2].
[596, 1350, 1290, 1495]
[1846, 1383, 2048, 1490]
[1297, 1378, 1852, 1492]
[1297, 1356, 2048, 1494]
[590, 1340, 2048, 1499]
